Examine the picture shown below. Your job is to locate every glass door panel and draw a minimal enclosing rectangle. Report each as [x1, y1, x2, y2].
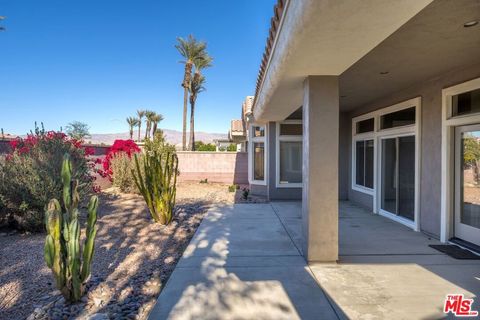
[381, 136, 415, 221]
[381, 138, 397, 214]
[455, 126, 480, 246]
[398, 136, 415, 220]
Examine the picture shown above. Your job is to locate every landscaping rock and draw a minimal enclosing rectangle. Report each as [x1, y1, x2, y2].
[2, 183, 247, 320]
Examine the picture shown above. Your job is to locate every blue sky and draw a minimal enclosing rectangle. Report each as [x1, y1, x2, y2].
[0, 0, 275, 135]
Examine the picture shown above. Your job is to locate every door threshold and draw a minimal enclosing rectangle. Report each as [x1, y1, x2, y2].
[449, 237, 480, 255]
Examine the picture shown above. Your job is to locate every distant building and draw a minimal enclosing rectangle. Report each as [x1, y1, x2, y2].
[228, 96, 253, 152]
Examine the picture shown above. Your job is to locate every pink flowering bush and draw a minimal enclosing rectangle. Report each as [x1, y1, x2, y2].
[0, 125, 97, 231]
[99, 139, 140, 180]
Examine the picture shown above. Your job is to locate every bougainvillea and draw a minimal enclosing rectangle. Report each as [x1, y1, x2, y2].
[99, 139, 140, 180]
[0, 125, 98, 231]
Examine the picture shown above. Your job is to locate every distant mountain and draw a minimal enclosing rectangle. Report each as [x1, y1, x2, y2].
[88, 129, 227, 146]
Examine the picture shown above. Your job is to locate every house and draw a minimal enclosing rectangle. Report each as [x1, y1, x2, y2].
[228, 96, 255, 152]
[246, 0, 480, 262]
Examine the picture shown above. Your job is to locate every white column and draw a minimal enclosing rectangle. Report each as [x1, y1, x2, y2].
[302, 76, 339, 262]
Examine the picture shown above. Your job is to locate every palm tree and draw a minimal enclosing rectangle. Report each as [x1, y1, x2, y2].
[136, 110, 146, 141]
[175, 35, 207, 151]
[151, 113, 164, 136]
[144, 110, 156, 140]
[188, 55, 212, 151]
[126, 117, 139, 140]
[188, 75, 206, 151]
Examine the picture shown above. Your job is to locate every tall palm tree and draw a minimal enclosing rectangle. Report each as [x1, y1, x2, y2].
[126, 117, 139, 140]
[144, 110, 156, 140]
[175, 35, 207, 151]
[136, 109, 146, 142]
[189, 75, 206, 151]
[151, 113, 164, 136]
[188, 55, 212, 151]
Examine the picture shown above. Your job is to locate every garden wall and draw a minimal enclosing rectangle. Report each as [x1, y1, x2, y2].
[176, 151, 248, 184]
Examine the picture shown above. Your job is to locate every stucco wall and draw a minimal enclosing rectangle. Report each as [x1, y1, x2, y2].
[345, 62, 480, 237]
[176, 151, 248, 185]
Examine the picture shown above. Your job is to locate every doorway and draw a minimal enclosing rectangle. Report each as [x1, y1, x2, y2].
[454, 125, 480, 246]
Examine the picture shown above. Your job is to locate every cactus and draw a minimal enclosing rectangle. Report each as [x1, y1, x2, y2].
[131, 150, 178, 225]
[44, 153, 98, 302]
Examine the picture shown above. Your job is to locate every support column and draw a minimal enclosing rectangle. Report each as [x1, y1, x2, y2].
[302, 76, 339, 262]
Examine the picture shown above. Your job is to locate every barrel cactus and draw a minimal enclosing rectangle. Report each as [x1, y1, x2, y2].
[44, 153, 98, 302]
[132, 150, 178, 225]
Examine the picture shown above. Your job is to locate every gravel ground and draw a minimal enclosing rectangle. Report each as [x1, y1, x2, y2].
[0, 182, 262, 320]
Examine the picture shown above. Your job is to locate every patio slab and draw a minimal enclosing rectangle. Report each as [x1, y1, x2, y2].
[150, 201, 480, 319]
[148, 203, 340, 320]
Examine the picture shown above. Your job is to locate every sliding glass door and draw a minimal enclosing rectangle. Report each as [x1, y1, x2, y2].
[380, 135, 415, 221]
[455, 125, 480, 246]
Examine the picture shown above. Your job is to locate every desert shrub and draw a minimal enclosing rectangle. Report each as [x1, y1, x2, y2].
[144, 130, 176, 155]
[195, 141, 216, 151]
[110, 152, 143, 193]
[100, 139, 140, 179]
[108, 131, 176, 194]
[228, 184, 237, 192]
[227, 144, 237, 152]
[0, 125, 96, 231]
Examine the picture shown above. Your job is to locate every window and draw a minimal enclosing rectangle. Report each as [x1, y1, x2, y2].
[250, 125, 266, 184]
[280, 123, 302, 135]
[452, 87, 480, 117]
[380, 107, 416, 129]
[356, 118, 374, 134]
[253, 142, 265, 180]
[277, 121, 302, 187]
[355, 140, 374, 189]
[253, 126, 265, 137]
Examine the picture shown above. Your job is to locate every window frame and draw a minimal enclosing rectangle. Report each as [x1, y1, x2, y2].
[276, 120, 303, 188]
[352, 137, 375, 194]
[351, 97, 421, 231]
[248, 124, 268, 185]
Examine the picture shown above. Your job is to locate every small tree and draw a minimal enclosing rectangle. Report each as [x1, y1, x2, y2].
[66, 121, 90, 141]
[195, 141, 216, 151]
[227, 144, 237, 152]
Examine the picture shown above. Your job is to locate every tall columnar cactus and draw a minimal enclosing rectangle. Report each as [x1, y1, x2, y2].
[132, 150, 178, 225]
[44, 154, 98, 302]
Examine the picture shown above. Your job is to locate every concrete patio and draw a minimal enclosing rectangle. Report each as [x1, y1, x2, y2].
[149, 201, 480, 319]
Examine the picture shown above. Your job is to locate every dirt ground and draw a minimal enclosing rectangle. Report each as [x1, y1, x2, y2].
[0, 182, 259, 320]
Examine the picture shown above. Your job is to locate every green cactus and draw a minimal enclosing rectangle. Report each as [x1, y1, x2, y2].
[132, 150, 178, 225]
[44, 153, 98, 302]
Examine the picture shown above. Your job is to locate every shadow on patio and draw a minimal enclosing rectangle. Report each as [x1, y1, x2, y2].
[148, 203, 343, 319]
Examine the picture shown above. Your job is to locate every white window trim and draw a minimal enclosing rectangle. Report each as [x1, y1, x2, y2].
[352, 97, 422, 231]
[248, 124, 268, 186]
[276, 120, 303, 188]
[352, 137, 375, 195]
[441, 77, 480, 242]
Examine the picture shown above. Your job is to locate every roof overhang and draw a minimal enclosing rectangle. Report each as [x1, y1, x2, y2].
[253, 0, 433, 122]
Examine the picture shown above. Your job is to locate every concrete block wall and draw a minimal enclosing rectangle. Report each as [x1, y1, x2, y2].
[176, 151, 248, 184]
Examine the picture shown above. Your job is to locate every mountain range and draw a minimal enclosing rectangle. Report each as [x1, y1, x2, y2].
[88, 129, 227, 146]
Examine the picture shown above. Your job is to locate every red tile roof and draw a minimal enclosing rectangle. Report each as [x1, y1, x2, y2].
[231, 119, 245, 133]
[254, 0, 286, 108]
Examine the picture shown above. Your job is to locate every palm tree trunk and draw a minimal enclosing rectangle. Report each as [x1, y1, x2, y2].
[144, 121, 149, 140]
[137, 121, 142, 142]
[182, 87, 188, 151]
[182, 62, 193, 151]
[129, 127, 133, 140]
[189, 99, 196, 151]
[153, 122, 158, 136]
